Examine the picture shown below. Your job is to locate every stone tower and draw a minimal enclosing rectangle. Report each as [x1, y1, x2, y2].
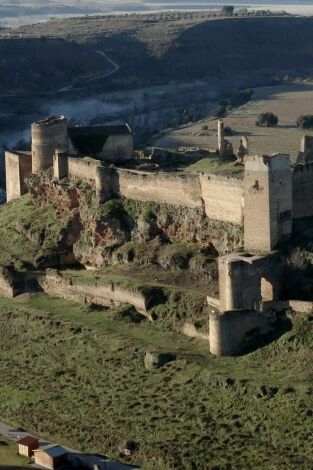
[32, 116, 68, 174]
[244, 154, 292, 252]
[217, 119, 224, 152]
[217, 119, 233, 157]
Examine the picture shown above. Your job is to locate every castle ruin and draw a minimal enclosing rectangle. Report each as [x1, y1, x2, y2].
[4, 115, 313, 356]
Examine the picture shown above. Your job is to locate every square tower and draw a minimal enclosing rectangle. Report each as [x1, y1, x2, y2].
[244, 154, 292, 252]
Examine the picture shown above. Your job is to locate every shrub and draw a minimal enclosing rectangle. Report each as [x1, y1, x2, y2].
[296, 114, 313, 130]
[214, 105, 227, 119]
[224, 126, 233, 136]
[256, 112, 278, 127]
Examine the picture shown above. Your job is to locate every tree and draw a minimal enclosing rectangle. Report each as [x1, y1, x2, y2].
[256, 112, 278, 127]
[214, 105, 227, 119]
[296, 114, 313, 130]
[221, 6, 234, 16]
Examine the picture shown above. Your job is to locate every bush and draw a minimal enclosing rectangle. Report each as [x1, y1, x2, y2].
[214, 105, 227, 119]
[256, 112, 278, 127]
[296, 114, 313, 130]
[224, 126, 233, 136]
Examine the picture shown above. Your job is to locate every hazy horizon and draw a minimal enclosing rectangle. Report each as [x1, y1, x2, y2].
[1, 0, 313, 27]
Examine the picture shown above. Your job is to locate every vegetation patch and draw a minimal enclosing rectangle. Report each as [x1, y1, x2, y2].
[0, 195, 70, 269]
[0, 295, 312, 469]
[0, 435, 29, 468]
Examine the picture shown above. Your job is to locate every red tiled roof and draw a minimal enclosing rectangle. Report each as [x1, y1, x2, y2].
[17, 435, 39, 446]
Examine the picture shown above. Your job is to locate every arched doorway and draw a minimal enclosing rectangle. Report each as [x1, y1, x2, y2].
[261, 277, 274, 301]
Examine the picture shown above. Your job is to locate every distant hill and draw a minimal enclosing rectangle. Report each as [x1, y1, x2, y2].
[1, 15, 313, 97]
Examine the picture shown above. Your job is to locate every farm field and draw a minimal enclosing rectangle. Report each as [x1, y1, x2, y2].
[153, 82, 313, 162]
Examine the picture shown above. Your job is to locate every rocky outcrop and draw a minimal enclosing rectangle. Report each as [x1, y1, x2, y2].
[144, 351, 176, 370]
[26, 174, 243, 270]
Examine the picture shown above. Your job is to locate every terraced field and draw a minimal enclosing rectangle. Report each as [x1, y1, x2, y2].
[154, 82, 313, 162]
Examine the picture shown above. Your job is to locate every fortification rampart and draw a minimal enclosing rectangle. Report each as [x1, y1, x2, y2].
[199, 174, 243, 224]
[40, 269, 148, 315]
[209, 310, 273, 356]
[292, 163, 313, 219]
[67, 157, 100, 182]
[116, 168, 203, 209]
[65, 158, 245, 224]
[5, 151, 32, 202]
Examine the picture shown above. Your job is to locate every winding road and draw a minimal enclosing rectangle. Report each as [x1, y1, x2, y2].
[57, 49, 120, 92]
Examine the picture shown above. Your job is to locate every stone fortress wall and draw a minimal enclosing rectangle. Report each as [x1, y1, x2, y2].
[62, 156, 244, 224]
[199, 173, 243, 224]
[5, 151, 32, 202]
[292, 162, 313, 219]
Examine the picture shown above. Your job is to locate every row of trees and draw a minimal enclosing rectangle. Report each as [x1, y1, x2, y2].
[255, 112, 313, 130]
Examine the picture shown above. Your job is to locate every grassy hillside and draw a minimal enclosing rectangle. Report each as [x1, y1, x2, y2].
[2, 16, 313, 95]
[0, 294, 312, 469]
[0, 195, 69, 269]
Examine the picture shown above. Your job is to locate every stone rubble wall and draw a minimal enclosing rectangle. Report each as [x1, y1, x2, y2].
[40, 269, 148, 315]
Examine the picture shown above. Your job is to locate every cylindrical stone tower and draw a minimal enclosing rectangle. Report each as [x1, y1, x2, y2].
[32, 116, 68, 174]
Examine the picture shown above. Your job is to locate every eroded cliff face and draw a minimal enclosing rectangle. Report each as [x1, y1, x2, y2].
[26, 174, 243, 270]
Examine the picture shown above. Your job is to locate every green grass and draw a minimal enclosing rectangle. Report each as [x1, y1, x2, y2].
[0, 294, 313, 469]
[0, 195, 68, 269]
[182, 155, 244, 178]
[0, 436, 30, 468]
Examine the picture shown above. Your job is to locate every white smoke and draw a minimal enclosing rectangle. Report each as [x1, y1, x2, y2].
[42, 98, 130, 125]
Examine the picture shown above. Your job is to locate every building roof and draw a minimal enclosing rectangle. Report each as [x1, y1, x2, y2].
[68, 123, 131, 137]
[17, 435, 39, 446]
[35, 444, 67, 458]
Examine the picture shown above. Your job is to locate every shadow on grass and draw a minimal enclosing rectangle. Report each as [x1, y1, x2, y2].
[239, 312, 293, 356]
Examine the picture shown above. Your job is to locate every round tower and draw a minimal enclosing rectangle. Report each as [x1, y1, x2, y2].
[32, 116, 68, 174]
